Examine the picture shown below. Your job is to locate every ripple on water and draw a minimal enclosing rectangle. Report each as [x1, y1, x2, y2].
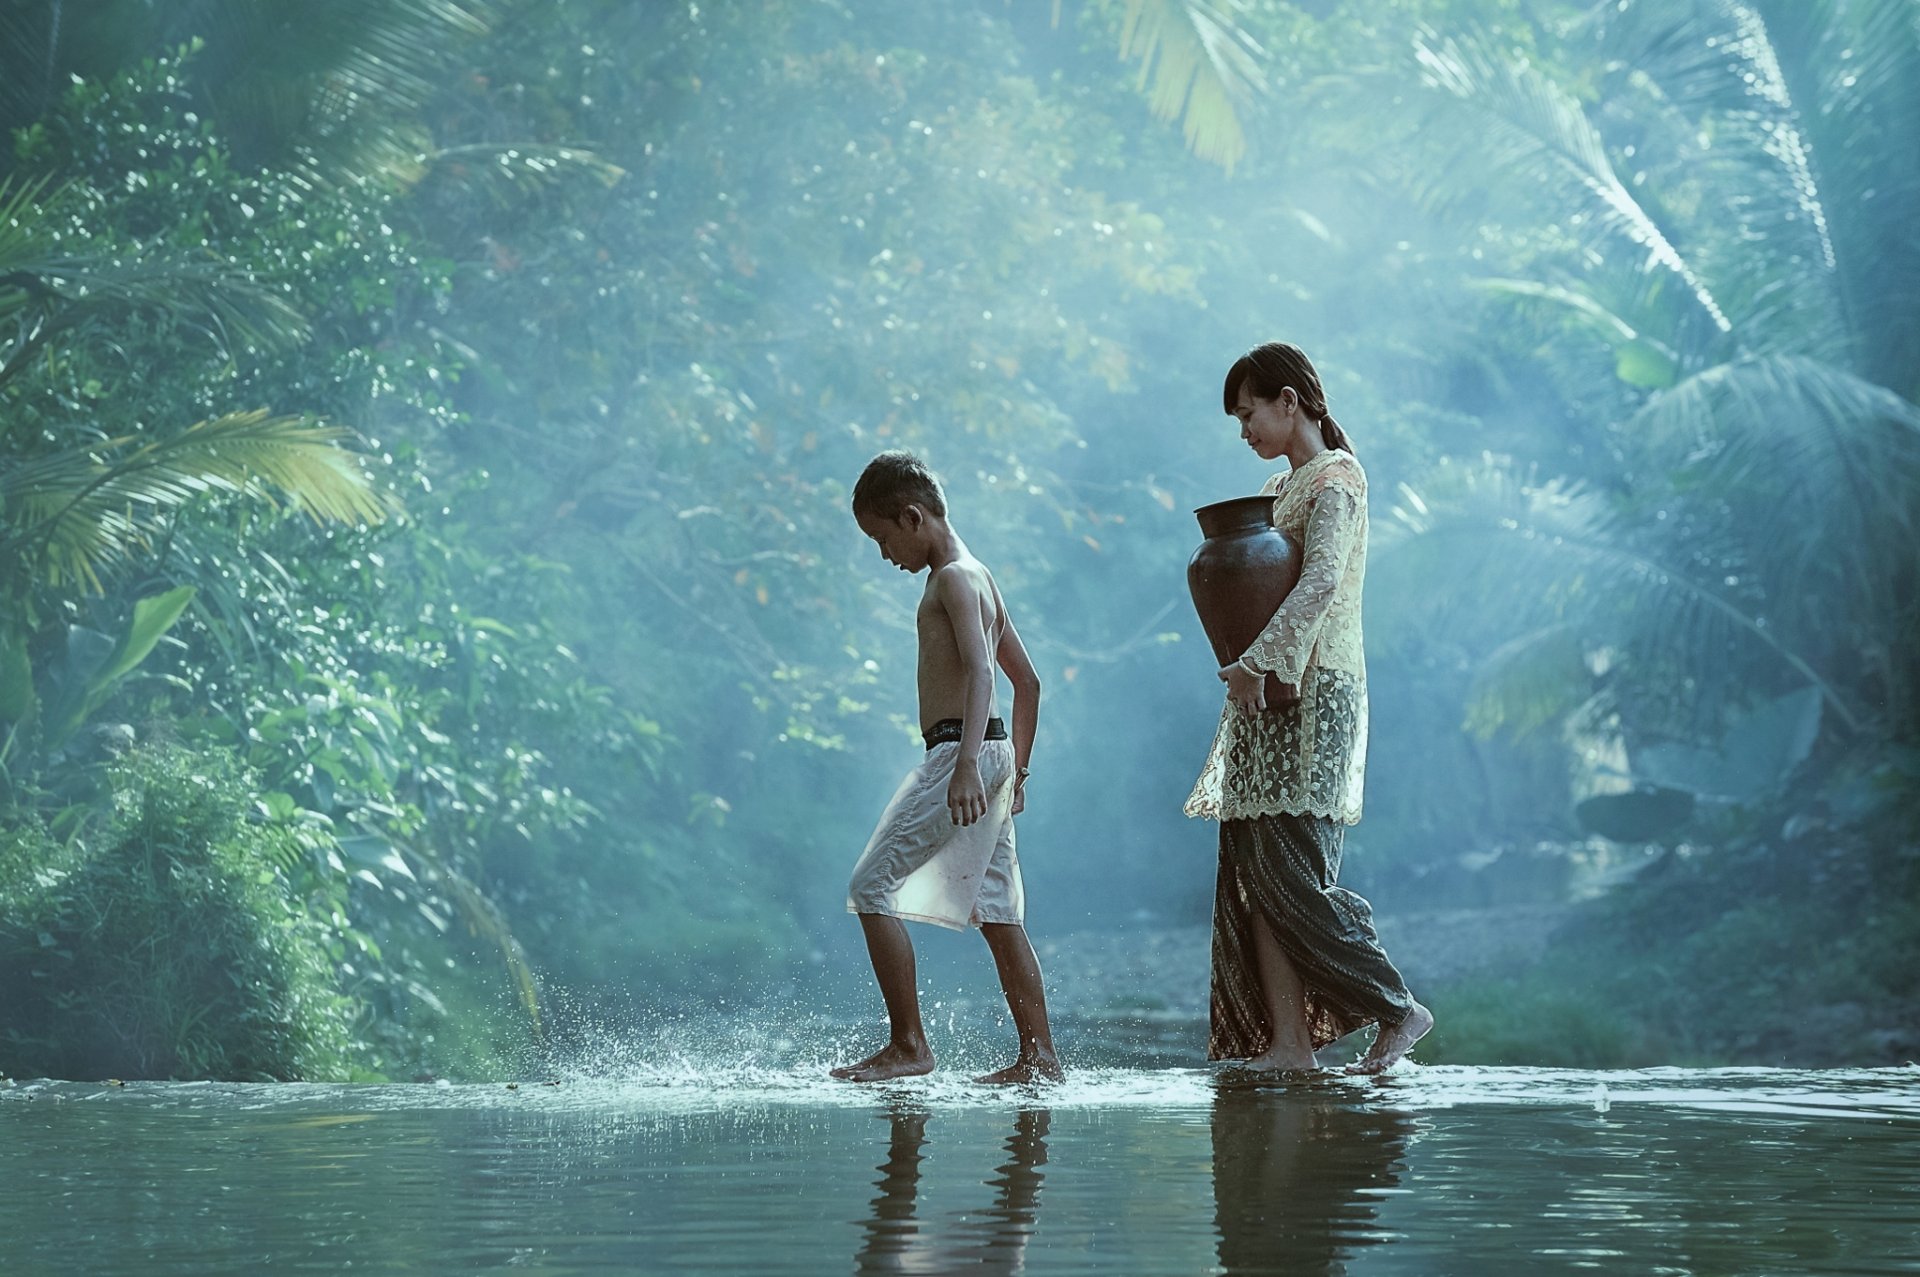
[6, 1063, 1919, 1121]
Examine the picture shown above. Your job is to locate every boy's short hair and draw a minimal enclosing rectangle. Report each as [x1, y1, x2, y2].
[852, 450, 948, 520]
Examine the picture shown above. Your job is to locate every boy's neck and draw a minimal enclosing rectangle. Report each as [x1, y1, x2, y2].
[922, 518, 964, 572]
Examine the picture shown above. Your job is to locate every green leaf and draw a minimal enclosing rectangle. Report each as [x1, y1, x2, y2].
[95, 585, 196, 688]
[43, 586, 196, 748]
[1637, 687, 1824, 801]
[1614, 340, 1678, 389]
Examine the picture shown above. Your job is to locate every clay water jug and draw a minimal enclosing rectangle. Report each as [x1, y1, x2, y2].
[1188, 495, 1303, 707]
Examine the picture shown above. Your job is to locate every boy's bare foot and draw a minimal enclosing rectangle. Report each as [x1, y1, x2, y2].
[973, 1053, 1064, 1085]
[1345, 1002, 1433, 1075]
[830, 1042, 935, 1082]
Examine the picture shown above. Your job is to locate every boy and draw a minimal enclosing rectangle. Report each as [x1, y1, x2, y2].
[834, 450, 1063, 1084]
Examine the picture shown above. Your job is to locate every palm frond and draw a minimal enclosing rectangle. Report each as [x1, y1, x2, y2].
[2, 411, 395, 591]
[0, 179, 309, 385]
[1375, 458, 1860, 731]
[419, 143, 625, 204]
[1629, 354, 1920, 528]
[155, 0, 491, 182]
[1773, 0, 1920, 396]
[1581, 2, 1852, 358]
[1463, 622, 1596, 739]
[0, 174, 58, 275]
[1475, 277, 1684, 387]
[437, 861, 541, 1033]
[1590, 0, 1835, 273]
[2, 257, 308, 355]
[1112, 0, 1265, 172]
[1623, 354, 1920, 654]
[1589, 0, 1920, 384]
[1410, 27, 1733, 335]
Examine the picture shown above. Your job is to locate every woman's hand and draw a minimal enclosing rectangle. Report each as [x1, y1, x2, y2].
[1218, 661, 1267, 714]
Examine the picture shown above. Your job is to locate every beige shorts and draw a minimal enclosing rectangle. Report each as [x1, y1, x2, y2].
[846, 738, 1024, 931]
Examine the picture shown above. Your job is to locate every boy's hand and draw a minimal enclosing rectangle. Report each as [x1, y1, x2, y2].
[948, 757, 988, 827]
[1011, 773, 1026, 817]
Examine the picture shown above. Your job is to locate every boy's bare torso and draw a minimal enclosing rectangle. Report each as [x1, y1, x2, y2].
[915, 556, 1007, 728]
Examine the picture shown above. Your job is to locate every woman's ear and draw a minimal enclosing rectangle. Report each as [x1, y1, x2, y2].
[1280, 386, 1300, 415]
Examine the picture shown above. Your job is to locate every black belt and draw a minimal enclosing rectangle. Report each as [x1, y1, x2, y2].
[922, 717, 1007, 750]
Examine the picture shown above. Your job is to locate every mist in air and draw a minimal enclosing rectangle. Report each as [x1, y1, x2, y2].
[1, 0, 1914, 1083]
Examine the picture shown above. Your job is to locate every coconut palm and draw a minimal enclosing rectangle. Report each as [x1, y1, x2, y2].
[1376, 0, 1920, 762]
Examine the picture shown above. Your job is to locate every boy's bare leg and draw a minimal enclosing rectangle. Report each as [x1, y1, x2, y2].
[1242, 913, 1319, 1071]
[833, 913, 936, 1081]
[974, 923, 1064, 1084]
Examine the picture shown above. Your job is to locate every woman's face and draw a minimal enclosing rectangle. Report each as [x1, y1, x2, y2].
[1231, 382, 1299, 461]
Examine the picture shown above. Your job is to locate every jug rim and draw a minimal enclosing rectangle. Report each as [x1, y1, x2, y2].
[1193, 493, 1277, 536]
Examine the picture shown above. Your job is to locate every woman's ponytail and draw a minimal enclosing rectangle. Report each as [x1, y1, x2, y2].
[1319, 414, 1354, 456]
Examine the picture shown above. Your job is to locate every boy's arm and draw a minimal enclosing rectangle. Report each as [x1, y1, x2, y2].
[995, 617, 1041, 816]
[934, 565, 997, 827]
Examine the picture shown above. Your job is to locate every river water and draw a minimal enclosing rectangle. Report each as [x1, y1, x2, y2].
[4, 1055, 1917, 1275]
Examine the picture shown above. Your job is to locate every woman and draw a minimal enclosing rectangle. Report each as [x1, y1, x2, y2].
[1187, 341, 1433, 1074]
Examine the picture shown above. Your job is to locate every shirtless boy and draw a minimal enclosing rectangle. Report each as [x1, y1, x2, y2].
[834, 451, 1063, 1085]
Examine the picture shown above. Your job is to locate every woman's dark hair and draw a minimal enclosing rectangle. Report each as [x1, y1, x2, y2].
[1222, 342, 1355, 455]
[852, 449, 948, 520]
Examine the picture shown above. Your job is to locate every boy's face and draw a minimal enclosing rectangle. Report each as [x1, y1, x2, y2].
[856, 507, 930, 574]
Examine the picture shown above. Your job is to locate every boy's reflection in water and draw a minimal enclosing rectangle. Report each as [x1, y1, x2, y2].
[855, 1104, 1050, 1275]
[1212, 1088, 1416, 1276]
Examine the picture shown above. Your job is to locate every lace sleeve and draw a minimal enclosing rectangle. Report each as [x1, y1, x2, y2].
[1240, 475, 1363, 683]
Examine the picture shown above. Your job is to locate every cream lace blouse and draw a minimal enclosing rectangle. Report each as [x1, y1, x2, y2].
[1185, 448, 1369, 825]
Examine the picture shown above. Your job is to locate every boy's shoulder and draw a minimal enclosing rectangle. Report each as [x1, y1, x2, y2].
[930, 554, 998, 591]
[928, 556, 1007, 624]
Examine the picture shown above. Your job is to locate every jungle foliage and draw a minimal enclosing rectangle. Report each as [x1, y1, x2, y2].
[0, 0, 1914, 1077]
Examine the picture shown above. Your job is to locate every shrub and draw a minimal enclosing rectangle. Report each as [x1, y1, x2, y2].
[0, 746, 355, 1080]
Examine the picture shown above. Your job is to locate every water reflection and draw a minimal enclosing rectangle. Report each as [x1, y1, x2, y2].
[1211, 1087, 1416, 1275]
[855, 1104, 1050, 1274]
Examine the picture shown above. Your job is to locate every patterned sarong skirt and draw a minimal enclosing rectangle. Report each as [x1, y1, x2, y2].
[1209, 811, 1414, 1058]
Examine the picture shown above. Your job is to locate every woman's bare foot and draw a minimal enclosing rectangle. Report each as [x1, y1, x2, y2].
[973, 1053, 1064, 1085]
[1345, 1002, 1433, 1075]
[830, 1041, 934, 1082]
[1242, 1047, 1318, 1072]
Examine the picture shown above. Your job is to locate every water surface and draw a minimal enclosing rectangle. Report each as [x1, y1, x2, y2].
[5, 1064, 1917, 1274]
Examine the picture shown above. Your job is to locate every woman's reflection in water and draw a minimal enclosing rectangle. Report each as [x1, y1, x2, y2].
[855, 1104, 1050, 1275]
[1212, 1088, 1416, 1275]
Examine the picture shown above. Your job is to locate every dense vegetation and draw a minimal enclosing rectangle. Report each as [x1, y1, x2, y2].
[2, 0, 1914, 1079]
